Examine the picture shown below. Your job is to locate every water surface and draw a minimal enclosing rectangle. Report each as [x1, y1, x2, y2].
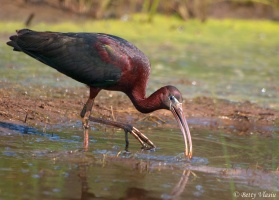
[0, 121, 278, 199]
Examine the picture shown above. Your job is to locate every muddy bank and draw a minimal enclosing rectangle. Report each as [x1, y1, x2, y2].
[0, 86, 278, 135]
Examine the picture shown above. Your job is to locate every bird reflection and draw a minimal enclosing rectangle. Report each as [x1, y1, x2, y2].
[167, 170, 191, 199]
[77, 163, 191, 200]
[78, 164, 97, 200]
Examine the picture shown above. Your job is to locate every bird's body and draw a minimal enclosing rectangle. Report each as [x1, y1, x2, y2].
[7, 29, 192, 158]
[9, 30, 147, 100]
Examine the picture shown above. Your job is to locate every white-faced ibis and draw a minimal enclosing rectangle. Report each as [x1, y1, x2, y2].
[7, 29, 193, 158]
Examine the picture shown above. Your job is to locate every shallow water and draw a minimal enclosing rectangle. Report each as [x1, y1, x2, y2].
[0, 121, 278, 199]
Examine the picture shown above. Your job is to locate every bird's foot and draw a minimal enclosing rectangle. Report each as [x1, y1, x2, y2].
[87, 116, 156, 152]
[83, 125, 90, 130]
[141, 145, 156, 151]
[82, 116, 91, 130]
[116, 150, 131, 157]
[140, 143, 149, 150]
[129, 126, 156, 150]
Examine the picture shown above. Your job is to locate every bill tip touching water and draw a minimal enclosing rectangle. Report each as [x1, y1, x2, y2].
[7, 29, 193, 159]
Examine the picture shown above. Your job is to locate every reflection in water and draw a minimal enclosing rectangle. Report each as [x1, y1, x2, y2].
[121, 187, 157, 200]
[169, 170, 191, 199]
[0, 121, 278, 199]
[77, 160, 191, 200]
[162, 170, 191, 200]
[68, 156, 279, 200]
[78, 164, 97, 200]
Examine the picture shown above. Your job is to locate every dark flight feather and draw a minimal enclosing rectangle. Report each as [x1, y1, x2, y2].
[7, 29, 135, 88]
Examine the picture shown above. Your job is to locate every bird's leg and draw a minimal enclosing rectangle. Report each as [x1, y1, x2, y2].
[124, 130, 129, 151]
[80, 98, 95, 151]
[88, 116, 156, 150]
[80, 88, 101, 150]
[129, 126, 156, 149]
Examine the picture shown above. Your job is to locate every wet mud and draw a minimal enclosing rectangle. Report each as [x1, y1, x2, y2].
[0, 86, 278, 136]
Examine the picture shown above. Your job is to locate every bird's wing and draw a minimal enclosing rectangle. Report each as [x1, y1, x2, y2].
[7, 29, 129, 87]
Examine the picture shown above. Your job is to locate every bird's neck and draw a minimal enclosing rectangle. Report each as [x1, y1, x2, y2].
[127, 87, 167, 113]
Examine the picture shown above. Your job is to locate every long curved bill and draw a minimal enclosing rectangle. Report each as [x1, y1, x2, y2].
[170, 100, 193, 159]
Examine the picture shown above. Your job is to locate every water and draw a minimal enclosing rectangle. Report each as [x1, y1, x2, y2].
[0, 121, 278, 199]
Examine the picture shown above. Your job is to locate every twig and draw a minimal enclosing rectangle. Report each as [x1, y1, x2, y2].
[110, 105, 116, 121]
[137, 114, 166, 124]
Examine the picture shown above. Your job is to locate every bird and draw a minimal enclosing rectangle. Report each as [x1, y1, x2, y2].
[7, 29, 193, 158]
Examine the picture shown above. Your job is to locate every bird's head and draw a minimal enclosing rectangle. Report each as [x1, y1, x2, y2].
[161, 86, 193, 159]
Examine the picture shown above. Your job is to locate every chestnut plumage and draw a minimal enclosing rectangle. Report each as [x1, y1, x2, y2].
[7, 29, 193, 158]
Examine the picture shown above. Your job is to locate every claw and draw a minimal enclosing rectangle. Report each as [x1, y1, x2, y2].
[129, 127, 156, 151]
[88, 116, 156, 152]
[82, 117, 90, 129]
[129, 130, 146, 148]
[131, 127, 156, 149]
[140, 144, 149, 150]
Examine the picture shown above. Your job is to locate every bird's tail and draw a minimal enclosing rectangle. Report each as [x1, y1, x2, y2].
[6, 29, 32, 51]
[7, 29, 53, 52]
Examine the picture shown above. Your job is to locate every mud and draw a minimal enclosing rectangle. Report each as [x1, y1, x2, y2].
[0, 86, 278, 135]
[0, 0, 278, 135]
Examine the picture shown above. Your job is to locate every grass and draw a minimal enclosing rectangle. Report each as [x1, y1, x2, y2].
[0, 15, 279, 108]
